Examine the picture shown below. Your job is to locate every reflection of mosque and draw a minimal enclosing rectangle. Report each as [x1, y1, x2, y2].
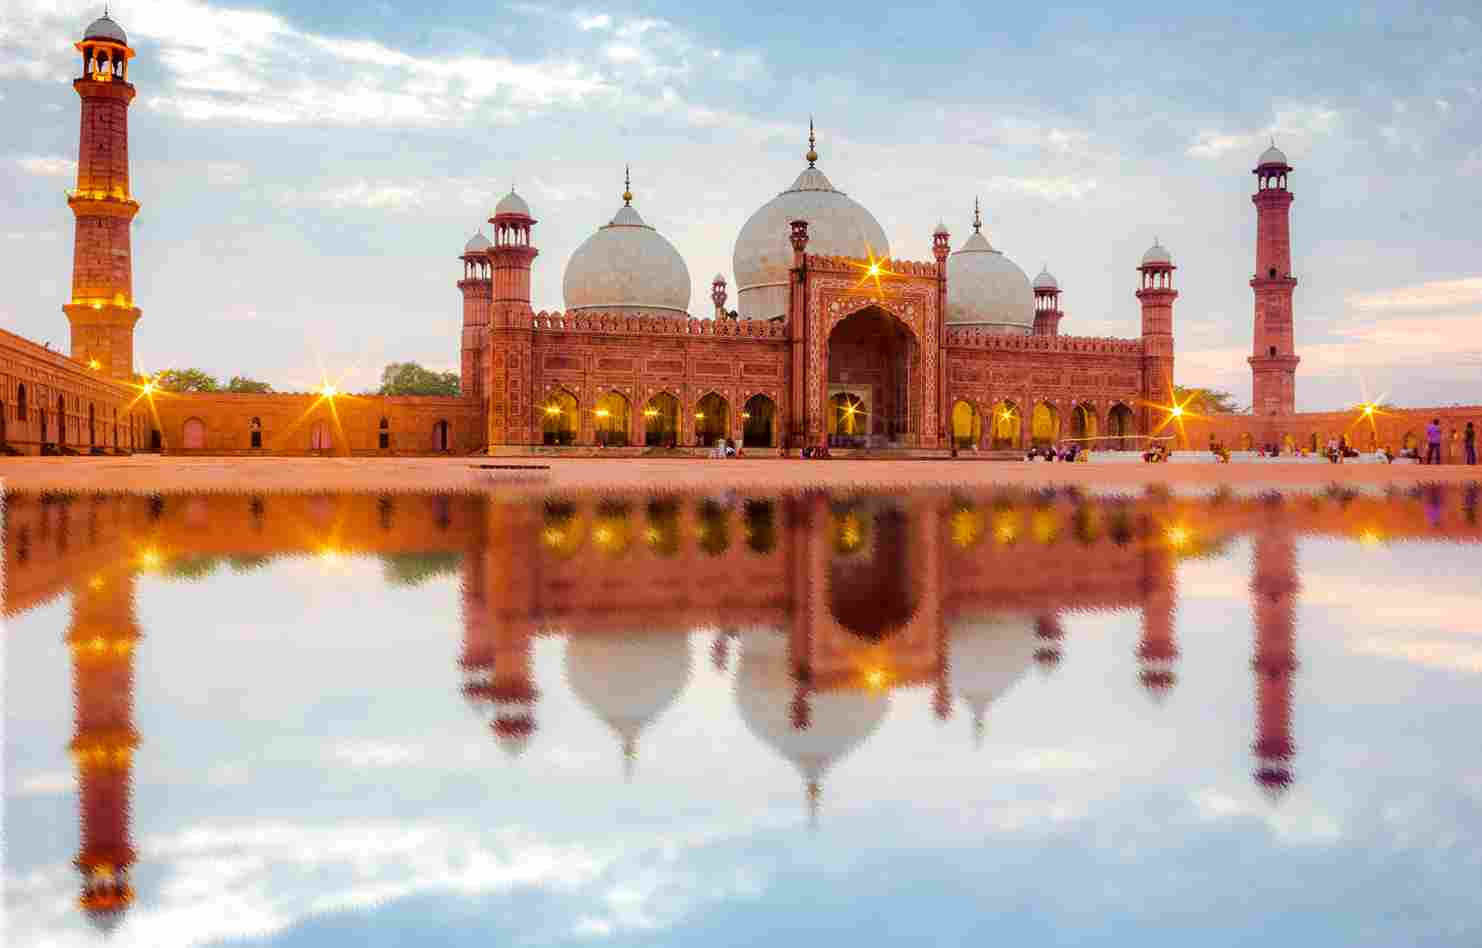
[7, 485, 1480, 930]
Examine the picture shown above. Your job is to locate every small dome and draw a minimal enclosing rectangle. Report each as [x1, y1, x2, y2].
[713, 272, 726, 284]
[732, 127, 889, 320]
[493, 189, 532, 218]
[1141, 241, 1173, 266]
[566, 630, 694, 778]
[1032, 267, 1058, 291]
[83, 14, 127, 44]
[463, 230, 491, 254]
[947, 614, 1039, 748]
[933, 220, 950, 236]
[945, 204, 1033, 332]
[563, 193, 691, 317]
[1257, 143, 1289, 167]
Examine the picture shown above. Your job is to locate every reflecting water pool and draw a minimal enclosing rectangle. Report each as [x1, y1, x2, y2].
[5, 483, 1482, 946]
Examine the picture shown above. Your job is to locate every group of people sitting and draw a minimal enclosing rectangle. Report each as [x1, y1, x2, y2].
[1026, 442, 1085, 463]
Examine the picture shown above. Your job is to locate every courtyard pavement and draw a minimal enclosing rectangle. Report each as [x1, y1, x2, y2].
[1, 455, 1479, 495]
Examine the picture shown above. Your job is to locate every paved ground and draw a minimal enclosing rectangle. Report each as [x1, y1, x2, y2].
[1, 455, 1478, 494]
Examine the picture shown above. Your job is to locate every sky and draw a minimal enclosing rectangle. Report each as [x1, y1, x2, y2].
[2, 0, 1481, 408]
[7, 528, 1482, 946]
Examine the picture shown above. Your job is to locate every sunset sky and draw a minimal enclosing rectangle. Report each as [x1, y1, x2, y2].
[3, 0, 1480, 408]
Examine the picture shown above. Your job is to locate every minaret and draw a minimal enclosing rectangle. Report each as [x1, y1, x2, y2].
[67, 569, 141, 934]
[484, 189, 538, 449]
[1250, 520, 1299, 799]
[1136, 241, 1177, 437]
[933, 220, 952, 449]
[1032, 267, 1063, 337]
[1248, 143, 1300, 416]
[63, 12, 142, 382]
[711, 273, 728, 319]
[1136, 543, 1178, 700]
[458, 231, 493, 405]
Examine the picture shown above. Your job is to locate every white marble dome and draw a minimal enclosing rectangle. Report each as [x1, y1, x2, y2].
[494, 189, 532, 218]
[947, 614, 1039, 748]
[1141, 241, 1173, 266]
[946, 210, 1034, 332]
[565, 630, 694, 778]
[564, 195, 690, 317]
[1257, 143, 1289, 167]
[735, 630, 889, 823]
[84, 14, 127, 44]
[732, 136, 889, 320]
[1032, 267, 1059, 291]
[463, 230, 492, 254]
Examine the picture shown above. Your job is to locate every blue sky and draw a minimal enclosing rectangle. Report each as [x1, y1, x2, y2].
[7, 536, 1482, 945]
[2, 0, 1481, 408]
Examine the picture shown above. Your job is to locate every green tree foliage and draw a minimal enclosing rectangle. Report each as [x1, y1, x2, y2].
[154, 368, 220, 393]
[1172, 385, 1242, 414]
[377, 362, 460, 397]
[225, 376, 274, 393]
[380, 552, 463, 587]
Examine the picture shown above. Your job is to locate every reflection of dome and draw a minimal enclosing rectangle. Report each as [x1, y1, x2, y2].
[84, 14, 127, 44]
[1257, 143, 1289, 167]
[494, 189, 532, 218]
[85, 906, 127, 935]
[566, 631, 693, 778]
[732, 126, 889, 320]
[735, 631, 889, 826]
[947, 614, 1038, 748]
[563, 182, 691, 317]
[946, 202, 1033, 332]
[463, 230, 492, 254]
[1141, 241, 1173, 266]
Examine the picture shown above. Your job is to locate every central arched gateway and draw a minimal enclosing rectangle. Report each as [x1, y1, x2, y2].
[824, 306, 919, 448]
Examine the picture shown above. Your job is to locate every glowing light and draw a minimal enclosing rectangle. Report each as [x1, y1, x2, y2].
[695, 412, 705, 420]
[140, 380, 156, 395]
[88, 576, 105, 591]
[1358, 527, 1384, 548]
[867, 262, 880, 277]
[544, 405, 561, 416]
[1169, 405, 1184, 419]
[138, 547, 161, 571]
[864, 668, 887, 690]
[643, 408, 658, 418]
[1165, 525, 1191, 549]
[319, 383, 338, 398]
[87, 358, 101, 371]
[595, 408, 610, 418]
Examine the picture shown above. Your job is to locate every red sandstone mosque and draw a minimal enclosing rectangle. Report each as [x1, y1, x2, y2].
[0, 12, 1476, 457]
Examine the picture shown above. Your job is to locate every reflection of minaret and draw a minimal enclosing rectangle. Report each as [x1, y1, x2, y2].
[1251, 527, 1299, 798]
[68, 571, 141, 933]
[1033, 613, 1064, 672]
[465, 503, 539, 757]
[1137, 545, 1178, 701]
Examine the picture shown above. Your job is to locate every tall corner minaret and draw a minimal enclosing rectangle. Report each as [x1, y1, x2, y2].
[63, 12, 142, 382]
[1136, 240, 1177, 434]
[1248, 143, 1300, 416]
[458, 230, 493, 404]
[67, 569, 142, 934]
[484, 189, 538, 449]
[1032, 266, 1063, 337]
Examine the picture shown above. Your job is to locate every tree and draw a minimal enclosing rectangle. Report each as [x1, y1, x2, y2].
[377, 362, 460, 397]
[380, 552, 463, 586]
[1172, 385, 1242, 415]
[225, 375, 274, 393]
[154, 368, 219, 393]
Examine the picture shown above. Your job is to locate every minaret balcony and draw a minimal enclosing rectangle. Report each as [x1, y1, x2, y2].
[66, 190, 141, 218]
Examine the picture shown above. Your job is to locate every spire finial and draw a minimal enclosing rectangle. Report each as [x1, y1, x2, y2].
[806, 117, 818, 168]
[972, 197, 982, 234]
[622, 165, 632, 206]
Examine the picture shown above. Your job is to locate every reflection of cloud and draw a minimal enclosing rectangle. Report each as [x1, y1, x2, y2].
[329, 740, 422, 768]
[1351, 637, 1482, 675]
[15, 771, 73, 796]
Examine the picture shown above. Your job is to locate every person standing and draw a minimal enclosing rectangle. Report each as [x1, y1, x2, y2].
[1466, 421, 1477, 465]
[1425, 418, 1442, 465]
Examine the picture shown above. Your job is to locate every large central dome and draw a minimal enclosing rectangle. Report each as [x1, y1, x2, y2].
[732, 126, 889, 320]
[563, 173, 691, 317]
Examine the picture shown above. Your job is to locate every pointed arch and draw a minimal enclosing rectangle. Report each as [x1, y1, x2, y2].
[182, 417, 206, 450]
[643, 391, 680, 447]
[742, 394, 777, 448]
[1106, 402, 1136, 451]
[1031, 401, 1060, 447]
[540, 388, 579, 446]
[594, 391, 631, 447]
[1070, 402, 1099, 442]
[951, 399, 982, 449]
[990, 400, 1021, 450]
[432, 419, 451, 452]
[695, 391, 729, 447]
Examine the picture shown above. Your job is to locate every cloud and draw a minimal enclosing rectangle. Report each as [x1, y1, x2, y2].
[14, 771, 74, 796]
[575, 14, 612, 31]
[281, 180, 429, 211]
[14, 155, 76, 176]
[1347, 277, 1482, 313]
[1186, 103, 1342, 160]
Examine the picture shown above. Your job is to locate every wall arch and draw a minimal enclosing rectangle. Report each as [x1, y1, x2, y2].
[594, 391, 630, 447]
[541, 388, 579, 446]
[695, 391, 729, 446]
[182, 417, 206, 450]
[742, 393, 777, 448]
[643, 392, 680, 447]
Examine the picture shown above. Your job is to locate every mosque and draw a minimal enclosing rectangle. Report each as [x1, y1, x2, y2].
[0, 10, 1475, 458]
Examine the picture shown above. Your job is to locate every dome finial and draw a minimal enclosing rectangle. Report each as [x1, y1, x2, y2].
[622, 165, 632, 206]
[806, 117, 818, 168]
[972, 197, 982, 234]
